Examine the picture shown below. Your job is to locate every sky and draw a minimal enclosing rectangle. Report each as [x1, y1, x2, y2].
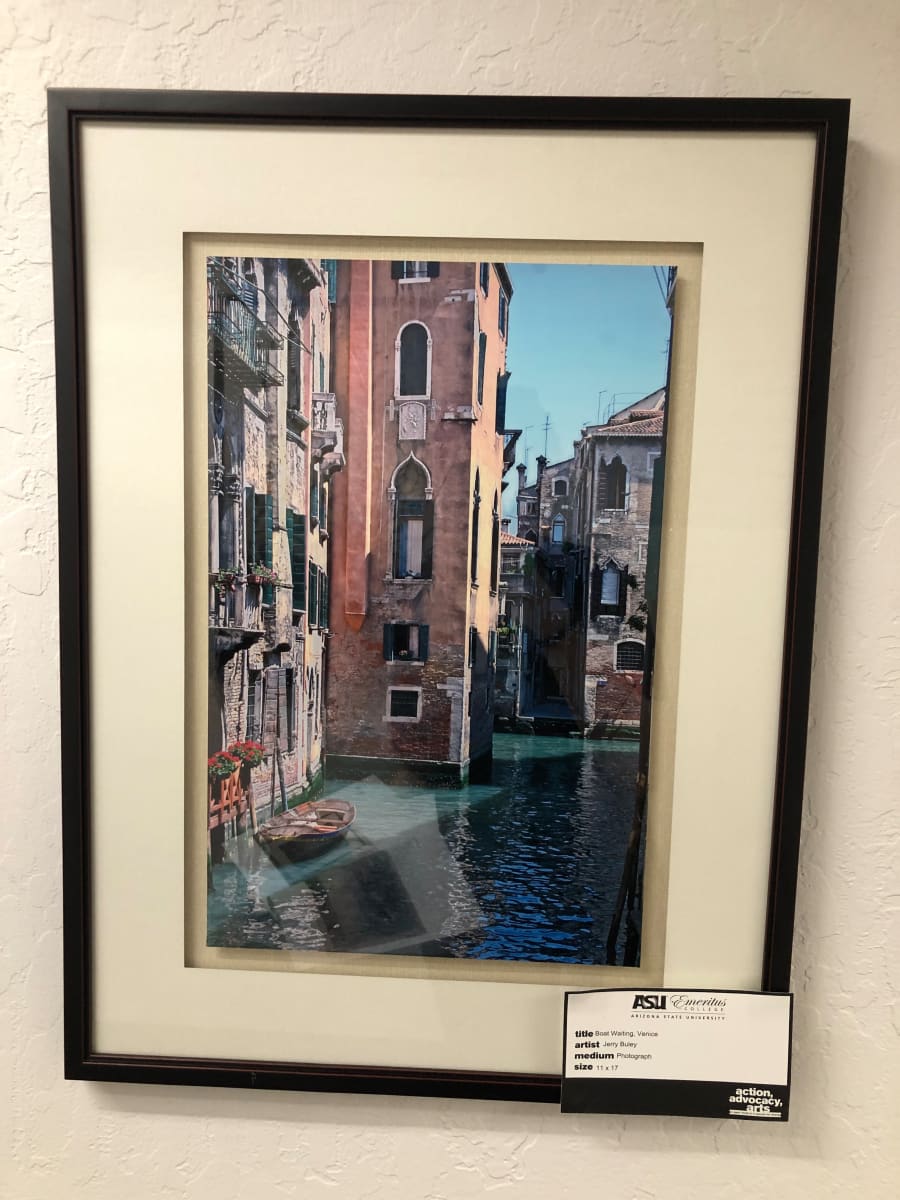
[503, 263, 673, 490]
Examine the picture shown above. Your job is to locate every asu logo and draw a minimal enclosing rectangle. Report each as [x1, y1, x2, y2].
[632, 993, 666, 1010]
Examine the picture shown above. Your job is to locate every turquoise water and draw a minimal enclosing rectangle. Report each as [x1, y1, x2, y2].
[208, 733, 642, 965]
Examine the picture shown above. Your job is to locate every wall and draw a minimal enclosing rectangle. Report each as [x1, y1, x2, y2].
[2, 2, 897, 1196]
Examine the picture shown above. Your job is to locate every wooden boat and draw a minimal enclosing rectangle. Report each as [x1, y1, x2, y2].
[256, 797, 356, 861]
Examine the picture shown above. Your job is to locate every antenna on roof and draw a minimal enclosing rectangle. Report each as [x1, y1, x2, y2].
[542, 414, 551, 457]
[595, 389, 607, 425]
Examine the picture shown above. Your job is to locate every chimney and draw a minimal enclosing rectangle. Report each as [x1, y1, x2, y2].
[501, 517, 511, 533]
[516, 463, 527, 492]
[536, 455, 547, 481]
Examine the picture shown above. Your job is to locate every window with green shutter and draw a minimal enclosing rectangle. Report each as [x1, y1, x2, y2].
[244, 486, 256, 566]
[254, 492, 274, 603]
[308, 562, 319, 626]
[383, 623, 430, 661]
[321, 258, 337, 304]
[286, 509, 307, 612]
[320, 571, 329, 629]
[310, 469, 320, 527]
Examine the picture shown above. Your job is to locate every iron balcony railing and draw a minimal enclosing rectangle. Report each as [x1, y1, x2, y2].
[503, 429, 522, 471]
[208, 262, 284, 389]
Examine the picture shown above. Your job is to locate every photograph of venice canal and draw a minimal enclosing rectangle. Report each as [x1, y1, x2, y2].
[206, 256, 674, 968]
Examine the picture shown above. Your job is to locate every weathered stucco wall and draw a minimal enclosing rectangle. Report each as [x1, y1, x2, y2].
[2, 2, 898, 1197]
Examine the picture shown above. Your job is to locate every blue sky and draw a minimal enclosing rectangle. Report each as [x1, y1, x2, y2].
[504, 263, 673, 485]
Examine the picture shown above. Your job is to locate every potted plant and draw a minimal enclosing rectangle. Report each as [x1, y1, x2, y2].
[227, 739, 265, 785]
[207, 749, 241, 781]
[214, 568, 239, 594]
[247, 563, 279, 586]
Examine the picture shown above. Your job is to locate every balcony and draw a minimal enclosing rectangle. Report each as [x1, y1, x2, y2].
[208, 262, 284, 391]
[208, 575, 267, 658]
[497, 626, 520, 655]
[312, 392, 345, 471]
[288, 258, 326, 294]
[499, 571, 533, 596]
[503, 429, 522, 474]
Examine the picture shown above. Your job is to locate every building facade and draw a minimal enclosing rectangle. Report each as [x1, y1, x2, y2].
[325, 260, 517, 782]
[207, 256, 343, 820]
[494, 525, 534, 721]
[512, 388, 666, 734]
[570, 388, 666, 733]
[514, 453, 584, 716]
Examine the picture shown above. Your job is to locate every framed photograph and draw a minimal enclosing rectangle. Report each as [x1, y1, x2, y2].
[49, 90, 848, 1102]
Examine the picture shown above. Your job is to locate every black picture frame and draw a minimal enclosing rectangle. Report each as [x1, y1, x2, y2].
[49, 89, 849, 1104]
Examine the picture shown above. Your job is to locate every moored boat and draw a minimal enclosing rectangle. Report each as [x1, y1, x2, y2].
[256, 797, 356, 861]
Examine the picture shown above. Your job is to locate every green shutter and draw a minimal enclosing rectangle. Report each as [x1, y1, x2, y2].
[426, 262, 440, 278]
[320, 571, 329, 629]
[383, 624, 394, 660]
[390, 261, 403, 280]
[477, 331, 487, 407]
[254, 493, 274, 603]
[310, 471, 319, 525]
[308, 562, 318, 626]
[321, 258, 337, 304]
[288, 510, 307, 611]
[244, 486, 256, 567]
[254, 493, 273, 567]
[418, 624, 429, 662]
[421, 499, 434, 579]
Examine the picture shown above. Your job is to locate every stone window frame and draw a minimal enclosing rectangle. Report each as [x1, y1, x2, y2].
[598, 454, 629, 513]
[395, 261, 432, 283]
[384, 685, 423, 723]
[591, 555, 628, 619]
[614, 637, 645, 672]
[386, 452, 434, 581]
[394, 320, 433, 402]
[553, 477, 568, 497]
[551, 514, 566, 544]
[383, 622, 429, 663]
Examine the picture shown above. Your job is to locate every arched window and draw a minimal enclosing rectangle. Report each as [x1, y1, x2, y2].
[393, 458, 433, 578]
[599, 455, 627, 510]
[399, 323, 428, 396]
[590, 558, 627, 619]
[551, 515, 565, 544]
[490, 492, 500, 592]
[553, 478, 568, 497]
[470, 470, 481, 584]
[616, 640, 645, 671]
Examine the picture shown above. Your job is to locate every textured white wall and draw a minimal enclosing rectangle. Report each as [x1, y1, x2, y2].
[2, 2, 898, 1197]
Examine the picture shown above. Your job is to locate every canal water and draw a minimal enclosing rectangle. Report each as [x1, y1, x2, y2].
[208, 733, 644, 966]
